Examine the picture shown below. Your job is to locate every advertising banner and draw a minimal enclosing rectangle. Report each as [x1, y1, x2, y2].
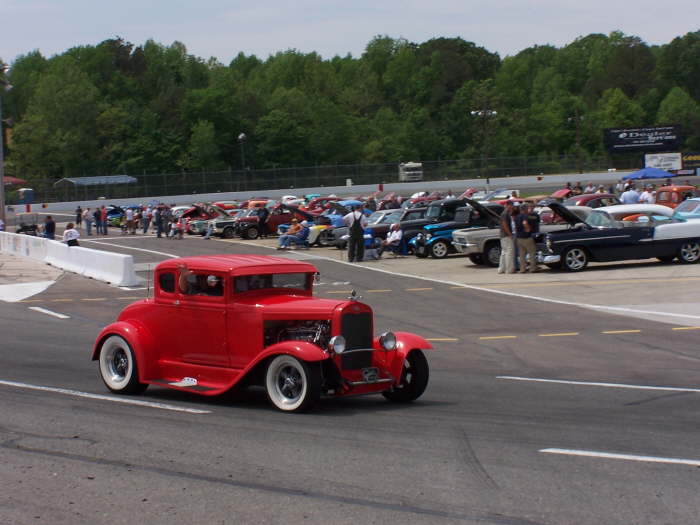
[645, 152, 682, 171]
[682, 152, 700, 169]
[604, 125, 681, 152]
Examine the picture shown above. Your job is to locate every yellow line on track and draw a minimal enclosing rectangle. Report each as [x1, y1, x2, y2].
[51, 299, 73, 302]
[81, 298, 107, 301]
[405, 288, 433, 291]
[325, 291, 353, 294]
[479, 335, 517, 340]
[19, 299, 42, 303]
[538, 332, 580, 337]
[425, 338, 459, 342]
[117, 296, 144, 300]
[366, 289, 392, 293]
[672, 326, 700, 331]
[602, 330, 642, 334]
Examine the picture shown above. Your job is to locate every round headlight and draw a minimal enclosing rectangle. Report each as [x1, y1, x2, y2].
[379, 331, 397, 351]
[328, 335, 346, 354]
[426, 233, 432, 240]
[416, 233, 424, 240]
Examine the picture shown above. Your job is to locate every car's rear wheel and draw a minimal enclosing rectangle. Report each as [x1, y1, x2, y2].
[678, 241, 700, 264]
[382, 350, 429, 403]
[245, 226, 259, 240]
[562, 246, 588, 271]
[265, 355, 321, 412]
[468, 254, 483, 265]
[430, 240, 450, 259]
[483, 242, 501, 267]
[98, 335, 148, 394]
[222, 227, 235, 239]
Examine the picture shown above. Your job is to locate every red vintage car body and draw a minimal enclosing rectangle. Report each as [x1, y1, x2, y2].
[302, 197, 341, 212]
[93, 255, 432, 411]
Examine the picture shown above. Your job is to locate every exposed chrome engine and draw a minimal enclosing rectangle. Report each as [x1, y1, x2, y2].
[264, 320, 331, 348]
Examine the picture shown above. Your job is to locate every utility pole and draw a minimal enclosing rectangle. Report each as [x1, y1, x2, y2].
[0, 62, 12, 226]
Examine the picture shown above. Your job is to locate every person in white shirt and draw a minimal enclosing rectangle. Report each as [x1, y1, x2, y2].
[82, 207, 93, 235]
[378, 224, 403, 257]
[125, 207, 135, 234]
[639, 185, 655, 204]
[584, 182, 596, 193]
[63, 223, 80, 246]
[343, 205, 368, 262]
[620, 185, 640, 204]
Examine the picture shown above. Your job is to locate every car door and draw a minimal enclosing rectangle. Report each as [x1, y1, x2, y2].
[164, 269, 229, 367]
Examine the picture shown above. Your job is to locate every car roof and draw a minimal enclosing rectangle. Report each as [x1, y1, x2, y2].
[595, 203, 673, 216]
[565, 193, 615, 202]
[157, 255, 317, 275]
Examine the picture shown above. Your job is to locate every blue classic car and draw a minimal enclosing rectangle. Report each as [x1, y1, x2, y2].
[673, 198, 700, 221]
[410, 203, 503, 258]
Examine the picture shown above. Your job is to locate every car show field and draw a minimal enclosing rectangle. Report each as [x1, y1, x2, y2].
[2, 184, 700, 524]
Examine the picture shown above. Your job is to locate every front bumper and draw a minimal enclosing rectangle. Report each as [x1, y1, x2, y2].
[452, 241, 478, 254]
[537, 252, 561, 264]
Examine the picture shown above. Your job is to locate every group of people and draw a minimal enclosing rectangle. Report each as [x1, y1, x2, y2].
[498, 200, 540, 274]
[38, 215, 80, 246]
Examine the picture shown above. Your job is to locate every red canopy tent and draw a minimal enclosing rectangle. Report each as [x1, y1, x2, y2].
[3, 175, 28, 186]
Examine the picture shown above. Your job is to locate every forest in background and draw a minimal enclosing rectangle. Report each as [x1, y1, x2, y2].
[1, 30, 700, 183]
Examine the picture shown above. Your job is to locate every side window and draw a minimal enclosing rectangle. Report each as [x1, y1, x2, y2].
[180, 272, 224, 297]
[159, 272, 175, 293]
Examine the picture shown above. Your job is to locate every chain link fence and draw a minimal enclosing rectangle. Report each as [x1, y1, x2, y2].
[7, 153, 638, 204]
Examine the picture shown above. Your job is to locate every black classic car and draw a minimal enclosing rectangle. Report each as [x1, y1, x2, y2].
[538, 203, 700, 271]
[325, 207, 428, 249]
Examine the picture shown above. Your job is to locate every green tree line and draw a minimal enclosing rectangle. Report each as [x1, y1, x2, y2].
[2, 30, 700, 182]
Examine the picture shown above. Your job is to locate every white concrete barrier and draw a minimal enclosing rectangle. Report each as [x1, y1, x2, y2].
[0, 232, 139, 287]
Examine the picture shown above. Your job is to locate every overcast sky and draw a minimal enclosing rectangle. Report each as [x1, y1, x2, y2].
[2, 0, 698, 64]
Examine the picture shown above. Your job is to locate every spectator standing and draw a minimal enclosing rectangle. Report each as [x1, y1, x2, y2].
[497, 201, 515, 274]
[162, 206, 173, 237]
[615, 179, 626, 195]
[100, 206, 108, 235]
[366, 197, 378, 210]
[0, 217, 5, 231]
[43, 216, 56, 240]
[343, 205, 368, 263]
[93, 208, 102, 235]
[154, 206, 163, 238]
[257, 206, 270, 238]
[573, 182, 583, 195]
[620, 185, 640, 204]
[639, 185, 655, 204]
[82, 207, 93, 236]
[584, 182, 596, 193]
[142, 206, 152, 234]
[515, 203, 539, 273]
[75, 206, 83, 230]
[63, 223, 80, 246]
[125, 207, 135, 234]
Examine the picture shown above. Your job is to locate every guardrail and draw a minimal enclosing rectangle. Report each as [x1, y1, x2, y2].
[0, 232, 140, 287]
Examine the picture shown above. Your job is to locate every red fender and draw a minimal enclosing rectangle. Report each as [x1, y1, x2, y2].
[373, 331, 433, 384]
[250, 340, 329, 367]
[92, 321, 157, 381]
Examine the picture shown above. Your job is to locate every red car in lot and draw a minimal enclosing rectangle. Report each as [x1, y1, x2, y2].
[93, 255, 432, 412]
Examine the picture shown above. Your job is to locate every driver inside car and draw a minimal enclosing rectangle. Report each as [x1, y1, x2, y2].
[178, 263, 223, 296]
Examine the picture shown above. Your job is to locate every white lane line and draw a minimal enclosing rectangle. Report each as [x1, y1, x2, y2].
[82, 240, 178, 258]
[0, 379, 211, 414]
[497, 375, 700, 393]
[540, 448, 700, 467]
[28, 306, 70, 319]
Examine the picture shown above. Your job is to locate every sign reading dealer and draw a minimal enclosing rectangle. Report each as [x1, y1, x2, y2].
[604, 125, 681, 152]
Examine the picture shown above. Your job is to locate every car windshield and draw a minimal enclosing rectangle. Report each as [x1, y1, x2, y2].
[675, 200, 700, 214]
[367, 212, 386, 225]
[425, 205, 442, 218]
[234, 273, 309, 293]
[383, 211, 402, 223]
[585, 211, 616, 228]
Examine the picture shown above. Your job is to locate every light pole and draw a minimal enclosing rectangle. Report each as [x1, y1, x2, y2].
[567, 109, 584, 174]
[238, 132, 247, 170]
[0, 62, 12, 226]
[470, 109, 498, 178]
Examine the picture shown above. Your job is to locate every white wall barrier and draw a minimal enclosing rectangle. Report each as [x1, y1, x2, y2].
[0, 232, 140, 287]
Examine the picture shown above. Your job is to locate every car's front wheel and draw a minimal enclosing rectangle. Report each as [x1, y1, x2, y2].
[483, 241, 501, 267]
[430, 240, 450, 259]
[222, 227, 235, 239]
[98, 335, 148, 394]
[468, 254, 483, 265]
[678, 241, 700, 264]
[382, 350, 429, 403]
[244, 226, 260, 240]
[562, 246, 588, 271]
[265, 355, 321, 412]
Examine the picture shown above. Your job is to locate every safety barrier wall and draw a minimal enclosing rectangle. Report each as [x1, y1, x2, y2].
[0, 232, 139, 287]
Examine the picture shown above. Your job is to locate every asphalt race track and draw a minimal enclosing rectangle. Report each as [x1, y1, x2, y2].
[2, 234, 700, 524]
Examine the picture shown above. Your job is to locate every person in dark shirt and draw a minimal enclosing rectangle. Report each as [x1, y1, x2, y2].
[43, 216, 56, 240]
[515, 203, 539, 273]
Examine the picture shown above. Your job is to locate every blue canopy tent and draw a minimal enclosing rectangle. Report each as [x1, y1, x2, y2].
[622, 167, 676, 180]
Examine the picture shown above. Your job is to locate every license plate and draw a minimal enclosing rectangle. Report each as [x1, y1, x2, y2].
[362, 367, 379, 383]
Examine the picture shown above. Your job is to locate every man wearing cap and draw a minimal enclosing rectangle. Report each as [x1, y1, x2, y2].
[639, 185, 655, 204]
[343, 204, 368, 262]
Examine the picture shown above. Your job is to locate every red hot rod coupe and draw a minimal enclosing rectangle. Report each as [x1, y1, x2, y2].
[93, 255, 432, 412]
